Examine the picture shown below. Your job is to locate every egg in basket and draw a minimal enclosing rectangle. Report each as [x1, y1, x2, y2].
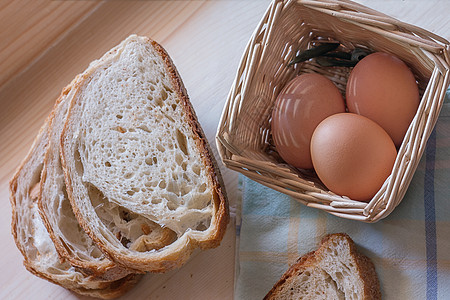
[216, 0, 450, 222]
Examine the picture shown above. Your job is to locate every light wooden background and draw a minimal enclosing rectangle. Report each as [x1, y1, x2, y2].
[1, 0, 449, 299]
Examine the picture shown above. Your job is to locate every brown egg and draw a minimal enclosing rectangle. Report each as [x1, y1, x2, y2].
[271, 73, 345, 169]
[310, 113, 397, 201]
[346, 52, 420, 147]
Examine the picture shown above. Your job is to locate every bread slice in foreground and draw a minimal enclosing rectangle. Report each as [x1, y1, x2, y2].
[60, 35, 229, 272]
[38, 80, 133, 281]
[9, 111, 141, 299]
[264, 233, 381, 300]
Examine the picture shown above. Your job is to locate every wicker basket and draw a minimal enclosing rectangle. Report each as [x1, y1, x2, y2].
[216, 0, 450, 222]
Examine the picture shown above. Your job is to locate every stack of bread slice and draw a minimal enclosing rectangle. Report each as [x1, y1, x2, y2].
[9, 35, 229, 298]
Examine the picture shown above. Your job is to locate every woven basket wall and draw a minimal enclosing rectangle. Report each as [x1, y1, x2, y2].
[216, 0, 450, 222]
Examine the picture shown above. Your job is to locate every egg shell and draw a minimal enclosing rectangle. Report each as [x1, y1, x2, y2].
[310, 113, 397, 201]
[346, 52, 420, 147]
[271, 73, 345, 169]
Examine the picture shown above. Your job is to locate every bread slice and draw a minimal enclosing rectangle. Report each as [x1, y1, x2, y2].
[9, 107, 141, 298]
[60, 35, 229, 272]
[264, 233, 381, 300]
[38, 79, 133, 281]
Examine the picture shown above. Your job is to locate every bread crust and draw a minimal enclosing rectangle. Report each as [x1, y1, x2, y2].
[37, 69, 134, 281]
[9, 103, 141, 298]
[264, 233, 381, 300]
[320, 233, 381, 300]
[59, 35, 229, 272]
[24, 261, 141, 300]
[150, 39, 230, 249]
[9, 114, 51, 263]
[9, 82, 68, 265]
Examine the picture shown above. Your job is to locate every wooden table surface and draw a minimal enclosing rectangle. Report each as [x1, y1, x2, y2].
[1, 1, 449, 299]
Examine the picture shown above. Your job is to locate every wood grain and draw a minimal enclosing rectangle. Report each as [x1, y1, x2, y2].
[1, 0, 449, 299]
[0, 0, 99, 87]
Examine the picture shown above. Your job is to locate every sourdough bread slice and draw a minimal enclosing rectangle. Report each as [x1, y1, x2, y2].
[38, 80, 133, 280]
[264, 233, 381, 300]
[9, 107, 141, 299]
[60, 35, 229, 272]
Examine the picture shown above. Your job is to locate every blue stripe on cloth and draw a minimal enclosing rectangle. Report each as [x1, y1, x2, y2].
[425, 128, 437, 300]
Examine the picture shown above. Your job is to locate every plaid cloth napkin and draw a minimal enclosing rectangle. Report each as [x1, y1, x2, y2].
[234, 87, 450, 299]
